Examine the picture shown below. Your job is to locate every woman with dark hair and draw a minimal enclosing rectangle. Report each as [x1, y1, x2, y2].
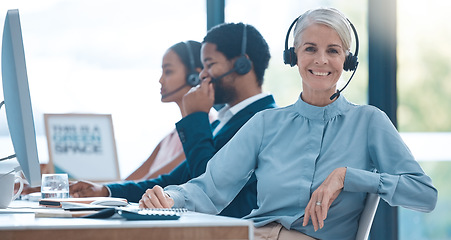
[126, 40, 217, 180]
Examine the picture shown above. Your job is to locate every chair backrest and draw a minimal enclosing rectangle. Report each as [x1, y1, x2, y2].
[355, 193, 380, 240]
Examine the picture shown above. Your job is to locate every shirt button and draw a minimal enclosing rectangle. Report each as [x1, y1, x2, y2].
[179, 130, 186, 143]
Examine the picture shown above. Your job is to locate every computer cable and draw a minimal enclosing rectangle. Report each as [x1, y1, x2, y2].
[0, 154, 16, 162]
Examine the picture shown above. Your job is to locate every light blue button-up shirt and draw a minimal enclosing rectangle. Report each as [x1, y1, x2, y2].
[166, 95, 437, 240]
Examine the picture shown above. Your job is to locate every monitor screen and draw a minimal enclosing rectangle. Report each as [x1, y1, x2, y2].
[1, 9, 41, 187]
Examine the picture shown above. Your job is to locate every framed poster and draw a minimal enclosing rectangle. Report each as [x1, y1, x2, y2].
[44, 114, 120, 182]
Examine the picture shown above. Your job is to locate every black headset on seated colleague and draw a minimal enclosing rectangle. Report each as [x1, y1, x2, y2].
[283, 15, 360, 100]
[161, 41, 202, 99]
[162, 25, 252, 99]
[210, 24, 252, 83]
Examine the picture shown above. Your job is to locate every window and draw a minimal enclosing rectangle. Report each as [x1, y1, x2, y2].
[397, 0, 451, 239]
[0, 0, 207, 176]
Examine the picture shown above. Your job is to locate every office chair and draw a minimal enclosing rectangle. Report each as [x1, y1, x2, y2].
[355, 193, 380, 240]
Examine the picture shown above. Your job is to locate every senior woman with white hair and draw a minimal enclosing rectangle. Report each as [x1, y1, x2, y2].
[138, 7, 437, 240]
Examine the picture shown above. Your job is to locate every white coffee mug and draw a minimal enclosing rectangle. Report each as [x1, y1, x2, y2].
[0, 172, 24, 208]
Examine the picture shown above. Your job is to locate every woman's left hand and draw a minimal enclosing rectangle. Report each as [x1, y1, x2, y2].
[303, 167, 347, 231]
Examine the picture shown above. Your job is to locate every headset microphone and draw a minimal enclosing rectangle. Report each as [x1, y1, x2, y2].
[210, 69, 235, 83]
[329, 66, 358, 100]
[161, 83, 189, 99]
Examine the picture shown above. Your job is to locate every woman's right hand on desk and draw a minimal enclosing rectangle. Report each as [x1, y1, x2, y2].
[139, 185, 174, 209]
[69, 180, 109, 197]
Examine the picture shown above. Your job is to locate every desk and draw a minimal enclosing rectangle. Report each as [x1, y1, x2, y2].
[0, 201, 254, 240]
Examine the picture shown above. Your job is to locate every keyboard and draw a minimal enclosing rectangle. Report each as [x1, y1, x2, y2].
[117, 208, 187, 220]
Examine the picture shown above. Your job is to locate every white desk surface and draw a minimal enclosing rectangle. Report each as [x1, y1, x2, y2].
[0, 200, 254, 240]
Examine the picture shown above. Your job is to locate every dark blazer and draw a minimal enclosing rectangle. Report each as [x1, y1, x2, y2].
[107, 95, 277, 218]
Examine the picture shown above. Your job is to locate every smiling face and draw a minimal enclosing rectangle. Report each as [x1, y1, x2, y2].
[296, 23, 346, 104]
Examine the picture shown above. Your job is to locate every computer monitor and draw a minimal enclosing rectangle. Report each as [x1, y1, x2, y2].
[1, 9, 41, 187]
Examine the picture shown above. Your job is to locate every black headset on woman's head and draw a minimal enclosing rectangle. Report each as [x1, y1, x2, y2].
[184, 41, 201, 87]
[160, 41, 200, 99]
[283, 16, 359, 100]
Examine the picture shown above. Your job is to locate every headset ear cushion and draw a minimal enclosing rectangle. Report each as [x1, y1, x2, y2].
[186, 73, 200, 86]
[234, 56, 252, 75]
[283, 47, 297, 67]
[343, 52, 358, 71]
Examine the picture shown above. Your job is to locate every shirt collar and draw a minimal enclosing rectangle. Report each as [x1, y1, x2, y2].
[217, 92, 269, 121]
[294, 94, 352, 121]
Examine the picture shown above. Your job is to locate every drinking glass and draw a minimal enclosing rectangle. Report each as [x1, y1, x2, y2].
[41, 173, 69, 199]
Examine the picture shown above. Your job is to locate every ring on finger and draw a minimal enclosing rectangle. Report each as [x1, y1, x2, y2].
[316, 201, 322, 206]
